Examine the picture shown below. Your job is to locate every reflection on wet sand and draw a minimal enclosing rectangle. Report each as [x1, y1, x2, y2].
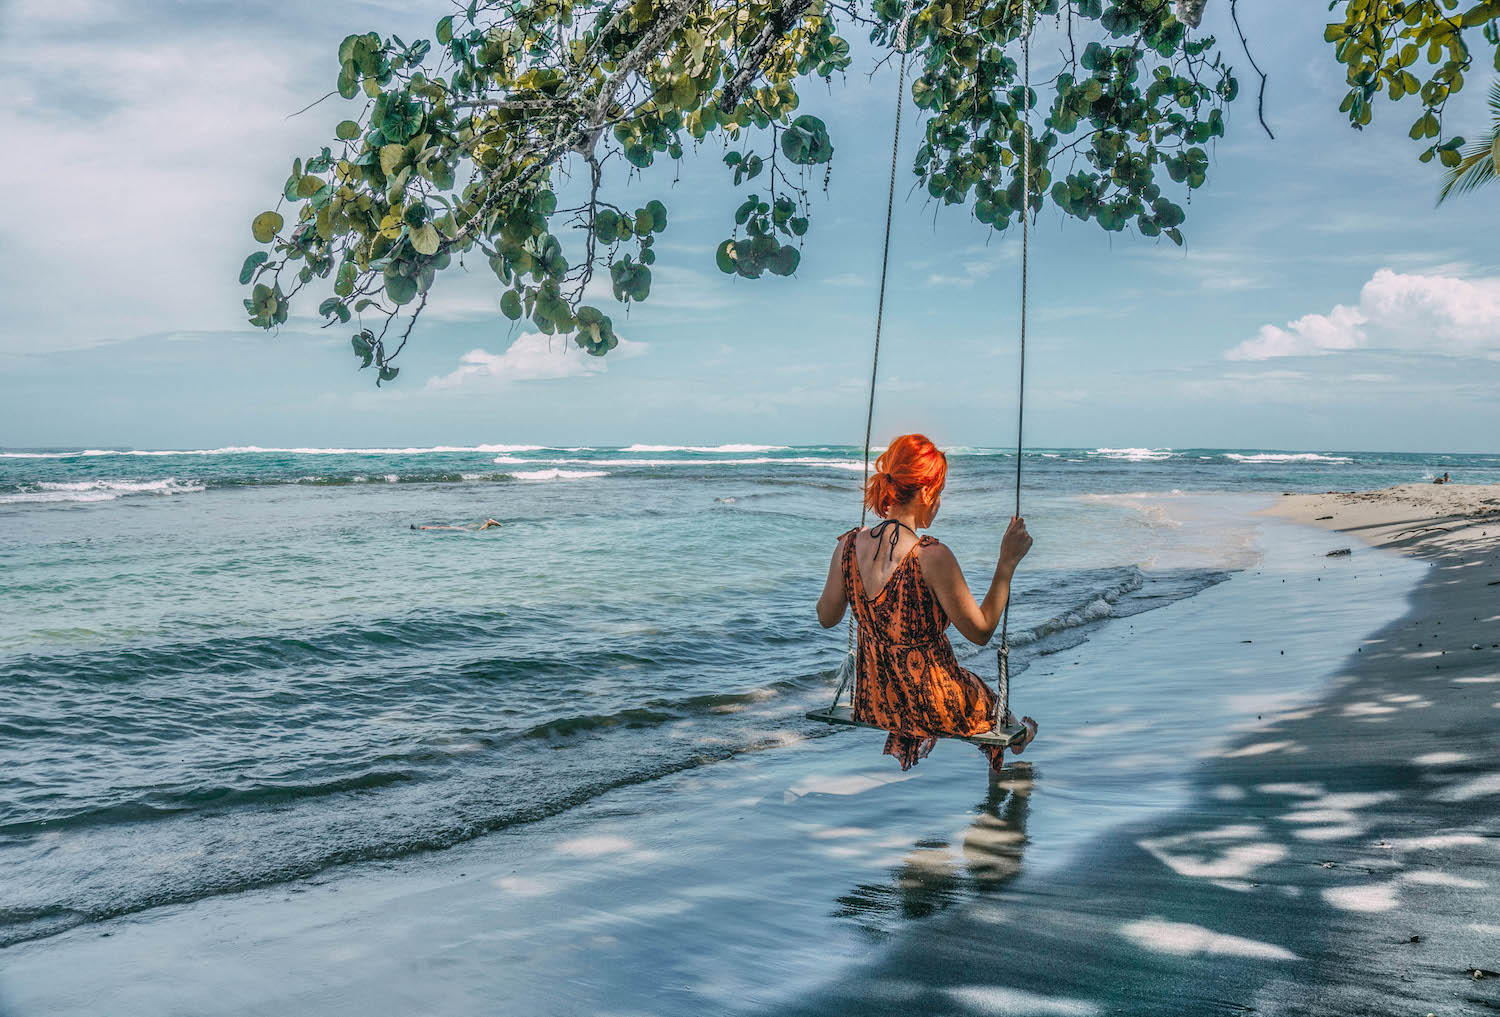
[834, 763, 1034, 936]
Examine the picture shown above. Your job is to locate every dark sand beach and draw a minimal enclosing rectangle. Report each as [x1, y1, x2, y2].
[778, 484, 1500, 1016]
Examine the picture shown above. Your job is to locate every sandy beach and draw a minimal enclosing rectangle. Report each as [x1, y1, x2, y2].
[3, 482, 1498, 1016]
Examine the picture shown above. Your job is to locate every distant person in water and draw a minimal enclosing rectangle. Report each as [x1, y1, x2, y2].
[412, 519, 502, 531]
[816, 433, 1037, 773]
[1433, 472, 1450, 485]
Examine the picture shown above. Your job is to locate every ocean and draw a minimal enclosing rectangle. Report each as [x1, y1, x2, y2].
[1, 444, 1493, 951]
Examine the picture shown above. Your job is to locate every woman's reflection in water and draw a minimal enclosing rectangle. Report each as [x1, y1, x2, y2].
[962, 762, 1033, 890]
[833, 763, 1033, 935]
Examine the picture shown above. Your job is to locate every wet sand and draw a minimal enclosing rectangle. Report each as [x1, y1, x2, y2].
[779, 484, 1500, 1016]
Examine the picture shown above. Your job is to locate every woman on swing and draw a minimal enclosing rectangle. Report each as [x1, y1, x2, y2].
[816, 433, 1038, 772]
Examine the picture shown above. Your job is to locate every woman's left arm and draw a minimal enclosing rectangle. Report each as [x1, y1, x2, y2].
[816, 535, 849, 628]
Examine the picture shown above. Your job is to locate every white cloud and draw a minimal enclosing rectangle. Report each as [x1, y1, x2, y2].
[1227, 268, 1500, 360]
[0, 5, 331, 352]
[1226, 304, 1367, 360]
[426, 331, 647, 390]
[1132, 246, 1274, 293]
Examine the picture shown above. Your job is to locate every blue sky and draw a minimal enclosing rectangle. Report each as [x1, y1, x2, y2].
[4, 0, 1499, 452]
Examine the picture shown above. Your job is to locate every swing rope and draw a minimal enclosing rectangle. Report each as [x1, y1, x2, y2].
[828, 0, 917, 710]
[996, 0, 1032, 724]
[829, 0, 1031, 727]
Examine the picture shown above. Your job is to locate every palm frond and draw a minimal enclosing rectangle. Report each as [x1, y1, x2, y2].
[1488, 79, 1500, 121]
[1437, 143, 1499, 204]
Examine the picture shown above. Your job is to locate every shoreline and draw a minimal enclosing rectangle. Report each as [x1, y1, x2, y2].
[777, 484, 1500, 1016]
[2, 486, 1496, 1015]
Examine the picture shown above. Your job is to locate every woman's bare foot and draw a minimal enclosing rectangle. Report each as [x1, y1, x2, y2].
[1008, 715, 1038, 755]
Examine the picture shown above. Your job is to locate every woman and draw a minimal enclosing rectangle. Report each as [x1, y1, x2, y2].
[816, 434, 1037, 771]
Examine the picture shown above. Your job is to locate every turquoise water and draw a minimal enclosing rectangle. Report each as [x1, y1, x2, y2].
[0, 444, 1493, 947]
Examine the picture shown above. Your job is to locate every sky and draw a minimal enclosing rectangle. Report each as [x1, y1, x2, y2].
[3, 0, 1499, 452]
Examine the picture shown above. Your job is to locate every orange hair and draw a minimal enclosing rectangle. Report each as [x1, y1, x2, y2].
[864, 433, 947, 517]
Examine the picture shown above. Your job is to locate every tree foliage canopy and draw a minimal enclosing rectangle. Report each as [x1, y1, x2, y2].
[1326, 0, 1500, 163]
[239, 0, 1251, 380]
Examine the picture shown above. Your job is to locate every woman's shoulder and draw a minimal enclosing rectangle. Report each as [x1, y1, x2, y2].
[914, 535, 955, 570]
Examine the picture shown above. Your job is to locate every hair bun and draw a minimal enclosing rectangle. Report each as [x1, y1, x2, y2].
[863, 434, 947, 517]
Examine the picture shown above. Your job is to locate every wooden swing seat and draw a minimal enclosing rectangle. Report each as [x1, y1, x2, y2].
[805, 705, 1027, 748]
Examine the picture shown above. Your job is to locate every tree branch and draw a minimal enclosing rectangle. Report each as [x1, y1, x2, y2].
[719, 0, 818, 111]
[1230, 0, 1273, 140]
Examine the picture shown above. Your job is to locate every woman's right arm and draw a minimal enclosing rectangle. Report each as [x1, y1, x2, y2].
[923, 517, 1032, 645]
[816, 533, 850, 628]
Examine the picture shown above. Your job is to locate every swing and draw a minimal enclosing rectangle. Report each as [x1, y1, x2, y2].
[805, 0, 1036, 750]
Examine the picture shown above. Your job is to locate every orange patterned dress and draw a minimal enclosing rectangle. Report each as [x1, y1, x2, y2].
[841, 526, 1004, 771]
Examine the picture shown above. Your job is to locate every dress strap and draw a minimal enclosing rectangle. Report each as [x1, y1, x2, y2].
[839, 528, 859, 594]
[869, 518, 919, 561]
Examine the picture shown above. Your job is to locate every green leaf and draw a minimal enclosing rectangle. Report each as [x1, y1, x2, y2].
[767, 245, 801, 276]
[645, 199, 667, 232]
[238, 252, 268, 284]
[436, 15, 454, 44]
[382, 96, 420, 144]
[630, 265, 651, 300]
[781, 115, 834, 164]
[715, 239, 735, 274]
[500, 289, 522, 320]
[378, 365, 399, 385]
[336, 120, 361, 141]
[596, 208, 619, 244]
[384, 270, 418, 304]
[380, 144, 408, 178]
[252, 211, 284, 243]
[410, 222, 441, 256]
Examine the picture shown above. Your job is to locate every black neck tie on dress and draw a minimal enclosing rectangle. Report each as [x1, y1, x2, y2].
[869, 519, 918, 562]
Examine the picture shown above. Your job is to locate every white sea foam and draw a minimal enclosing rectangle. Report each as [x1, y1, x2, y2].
[620, 444, 788, 453]
[0, 478, 205, 505]
[1091, 448, 1175, 461]
[2, 444, 562, 458]
[0, 490, 122, 504]
[508, 469, 609, 481]
[1004, 571, 1147, 646]
[493, 455, 863, 470]
[1224, 453, 1352, 464]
